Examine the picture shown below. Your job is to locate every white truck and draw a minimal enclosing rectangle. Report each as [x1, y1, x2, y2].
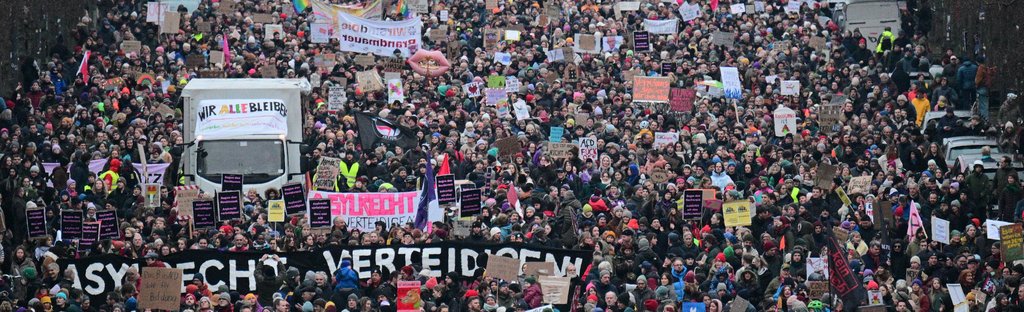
[180, 79, 311, 195]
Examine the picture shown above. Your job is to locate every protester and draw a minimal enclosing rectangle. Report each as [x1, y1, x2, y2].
[0, 0, 1021, 312]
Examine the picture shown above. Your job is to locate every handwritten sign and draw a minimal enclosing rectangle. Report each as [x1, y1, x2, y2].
[815, 164, 837, 189]
[524, 262, 556, 277]
[139, 267, 185, 311]
[546, 143, 577, 160]
[314, 157, 341, 191]
[653, 132, 678, 148]
[773, 106, 798, 137]
[308, 198, 332, 228]
[122, 40, 142, 54]
[633, 77, 671, 103]
[539, 276, 572, 304]
[650, 168, 673, 184]
[486, 254, 520, 281]
[781, 80, 800, 95]
[495, 137, 520, 158]
[1000, 224, 1023, 262]
[670, 88, 696, 112]
[848, 176, 871, 195]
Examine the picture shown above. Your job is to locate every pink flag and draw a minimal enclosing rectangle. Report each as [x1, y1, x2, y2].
[507, 182, 522, 217]
[222, 35, 231, 68]
[77, 51, 91, 82]
[710, 0, 719, 12]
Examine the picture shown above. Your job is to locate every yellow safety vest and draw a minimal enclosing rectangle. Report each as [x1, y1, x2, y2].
[99, 170, 120, 190]
[339, 162, 360, 188]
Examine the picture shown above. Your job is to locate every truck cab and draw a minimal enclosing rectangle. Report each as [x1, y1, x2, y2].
[180, 79, 311, 195]
[833, 0, 902, 51]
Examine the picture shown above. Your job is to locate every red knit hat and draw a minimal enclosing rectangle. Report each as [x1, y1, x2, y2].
[464, 289, 479, 298]
[643, 299, 659, 311]
[715, 252, 727, 263]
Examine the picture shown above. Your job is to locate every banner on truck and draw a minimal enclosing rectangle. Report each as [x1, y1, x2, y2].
[308, 190, 442, 231]
[195, 99, 289, 139]
[335, 12, 422, 57]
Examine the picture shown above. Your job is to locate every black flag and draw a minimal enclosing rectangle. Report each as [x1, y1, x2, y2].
[355, 112, 419, 150]
[827, 237, 867, 307]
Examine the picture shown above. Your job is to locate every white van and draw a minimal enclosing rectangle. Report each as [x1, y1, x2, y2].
[834, 0, 902, 51]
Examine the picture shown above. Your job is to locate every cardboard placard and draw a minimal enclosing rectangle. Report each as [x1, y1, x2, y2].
[252, 13, 274, 24]
[196, 21, 212, 33]
[485, 0, 498, 10]
[209, 51, 224, 65]
[495, 137, 520, 158]
[847, 176, 871, 195]
[121, 40, 142, 54]
[139, 267, 185, 311]
[459, 188, 482, 218]
[216, 191, 242, 221]
[61, 210, 83, 240]
[222, 174, 243, 191]
[160, 13, 180, 34]
[268, 200, 286, 222]
[381, 57, 404, 72]
[355, 55, 376, 67]
[818, 104, 845, 133]
[1000, 224, 1023, 262]
[809, 36, 827, 51]
[486, 254, 520, 281]
[314, 157, 341, 191]
[429, 28, 447, 41]
[218, 0, 238, 12]
[578, 136, 598, 162]
[808, 281, 829, 299]
[524, 262, 556, 277]
[712, 31, 735, 47]
[328, 86, 346, 111]
[356, 70, 384, 92]
[833, 226, 850, 242]
[436, 174, 457, 205]
[546, 142, 577, 160]
[282, 183, 306, 215]
[578, 34, 596, 51]
[192, 200, 217, 228]
[814, 164, 837, 189]
[453, 220, 473, 238]
[308, 198, 332, 227]
[186, 54, 206, 69]
[260, 66, 279, 78]
[650, 168, 673, 184]
[198, 69, 225, 78]
[633, 77, 671, 103]
[97, 210, 119, 240]
[729, 296, 750, 312]
[539, 276, 572, 304]
[483, 29, 502, 50]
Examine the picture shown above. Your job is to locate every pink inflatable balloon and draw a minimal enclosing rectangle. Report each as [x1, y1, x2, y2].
[407, 49, 451, 77]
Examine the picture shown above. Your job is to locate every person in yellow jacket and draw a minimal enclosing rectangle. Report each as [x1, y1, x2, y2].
[875, 27, 896, 55]
[99, 159, 122, 191]
[912, 91, 931, 126]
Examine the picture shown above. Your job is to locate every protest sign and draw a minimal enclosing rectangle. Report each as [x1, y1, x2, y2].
[459, 188, 482, 218]
[602, 36, 624, 52]
[486, 88, 507, 108]
[209, 51, 224, 65]
[661, 62, 677, 76]
[196, 21, 212, 33]
[730, 3, 746, 14]
[311, 22, 333, 43]
[578, 137, 598, 162]
[355, 55, 376, 67]
[549, 127, 564, 142]
[808, 281, 829, 299]
[147, 2, 169, 23]
[721, 66, 742, 99]
[308, 198, 332, 227]
[578, 34, 596, 51]
[216, 191, 242, 221]
[848, 176, 871, 195]
[62, 210, 83, 240]
[192, 200, 217, 228]
[505, 30, 521, 41]
[546, 143, 577, 160]
[484, 29, 502, 50]
[932, 216, 950, 244]
[486, 255, 520, 280]
[386, 78, 405, 103]
[410, 0, 428, 13]
[160, 13, 180, 34]
[773, 106, 798, 137]
[78, 222, 99, 251]
[986, 219, 1012, 240]
[307, 190, 438, 231]
[356, 70, 384, 92]
[185, 54, 205, 69]
[781, 80, 800, 95]
[453, 220, 473, 237]
[145, 183, 161, 208]
[809, 36, 827, 51]
[807, 257, 829, 280]
[643, 19, 678, 35]
[670, 88, 696, 112]
[222, 174, 243, 192]
[336, 13, 421, 57]
[1000, 224, 1023, 262]
[282, 183, 307, 215]
[397, 281, 422, 311]
[712, 31, 735, 47]
[633, 31, 650, 51]
[754, 1, 765, 11]
[539, 276, 572, 304]
[251, 13, 274, 24]
[97, 210, 119, 240]
[139, 267, 184, 311]
[436, 174, 456, 205]
[545, 48, 565, 62]
[723, 200, 753, 227]
[858, 306, 885, 312]
[524, 262, 556, 277]
[730, 297, 750, 312]
[328, 86, 346, 111]
[268, 200, 286, 222]
[121, 40, 142, 54]
[654, 132, 678, 148]
[815, 164, 837, 189]
[818, 104, 845, 133]
[682, 190, 703, 219]
[679, 2, 701, 21]
[836, 187, 852, 207]
[260, 66, 278, 78]
[495, 137, 520, 158]
[633, 77, 671, 103]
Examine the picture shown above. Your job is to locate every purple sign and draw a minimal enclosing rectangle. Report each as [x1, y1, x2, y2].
[217, 191, 242, 221]
[222, 174, 244, 192]
[97, 210, 119, 240]
[682, 189, 703, 219]
[282, 183, 306, 215]
[79, 222, 100, 251]
[27, 209, 47, 239]
[308, 198, 332, 228]
[459, 188, 482, 218]
[633, 31, 650, 51]
[193, 200, 217, 228]
[436, 174, 457, 205]
[61, 210, 83, 240]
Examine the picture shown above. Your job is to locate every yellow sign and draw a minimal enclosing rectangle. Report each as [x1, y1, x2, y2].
[268, 200, 285, 222]
[836, 187, 851, 206]
[723, 200, 752, 227]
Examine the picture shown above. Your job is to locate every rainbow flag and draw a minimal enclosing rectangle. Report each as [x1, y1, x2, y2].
[396, 0, 411, 18]
[292, 0, 310, 13]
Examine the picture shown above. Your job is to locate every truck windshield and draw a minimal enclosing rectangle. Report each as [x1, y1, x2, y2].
[197, 140, 285, 184]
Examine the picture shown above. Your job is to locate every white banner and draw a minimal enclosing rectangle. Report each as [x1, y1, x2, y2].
[308, 190, 443, 231]
[43, 160, 171, 187]
[781, 80, 800, 95]
[678, 3, 701, 22]
[146, 2, 170, 23]
[653, 132, 678, 148]
[643, 19, 679, 35]
[773, 106, 798, 137]
[335, 12, 422, 57]
[196, 99, 289, 139]
[721, 66, 742, 99]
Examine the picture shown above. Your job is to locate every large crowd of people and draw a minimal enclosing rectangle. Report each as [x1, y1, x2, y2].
[1, 0, 1023, 311]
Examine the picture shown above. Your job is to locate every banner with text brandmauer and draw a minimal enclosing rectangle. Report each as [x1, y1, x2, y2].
[60, 243, 593, 303]
[336, 12, 422, 57]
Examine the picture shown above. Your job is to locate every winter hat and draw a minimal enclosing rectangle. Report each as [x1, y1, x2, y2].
[302, 302, 314, 312]
[464, 289, 479, 298]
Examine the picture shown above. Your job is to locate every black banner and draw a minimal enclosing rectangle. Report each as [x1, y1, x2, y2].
[459, 188, 482, 218]
[61, 210, 83, 240]
[282, 183, 306, 216]
[828, 237, 866, 306]
[27, 209, 47, 239]
[193, 200, 217, 228]
[217, 191, 242, 221]
[222, 174, 243, 192]
[308, 198, 331, 227]
[436, 174, 456, 205]
[97, 210, 119, 240]
[60, 242, 593, 303]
